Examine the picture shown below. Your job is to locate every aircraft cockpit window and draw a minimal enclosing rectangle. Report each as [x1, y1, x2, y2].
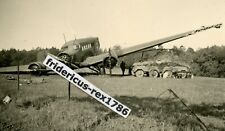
[61, 46, 68, 50]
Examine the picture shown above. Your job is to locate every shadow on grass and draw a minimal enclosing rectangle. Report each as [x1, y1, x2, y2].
[74, 96, 188, 119]
[16, 95, 225, 120]
[190, 103, 225, 120]
[73, 96, 225, 131]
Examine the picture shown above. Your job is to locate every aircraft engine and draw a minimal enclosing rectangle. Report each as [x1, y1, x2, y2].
[103, 49, 118, 69]
[103, 56, 118, 69]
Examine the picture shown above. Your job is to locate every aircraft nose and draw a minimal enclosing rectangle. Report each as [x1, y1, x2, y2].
[215, 23, 222, 28]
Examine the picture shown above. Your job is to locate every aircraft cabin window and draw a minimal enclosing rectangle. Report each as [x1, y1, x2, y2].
[73, 45, 78, 50]
[81, 44, 93, 50]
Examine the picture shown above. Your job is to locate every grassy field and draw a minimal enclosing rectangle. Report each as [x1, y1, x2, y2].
[0, 74, 224, 131]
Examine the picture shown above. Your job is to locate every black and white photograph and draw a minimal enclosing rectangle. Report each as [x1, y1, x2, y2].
[0, 0, 225, 130]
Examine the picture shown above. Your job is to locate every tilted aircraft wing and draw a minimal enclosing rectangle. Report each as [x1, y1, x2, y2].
[117, 31, 195, 57]
[80, 23, 222, 69]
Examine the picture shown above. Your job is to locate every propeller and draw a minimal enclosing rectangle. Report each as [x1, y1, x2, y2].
[103, 48, 118, 69]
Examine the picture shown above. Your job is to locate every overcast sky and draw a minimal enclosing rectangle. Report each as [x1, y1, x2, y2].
[0, 0, 225, 50]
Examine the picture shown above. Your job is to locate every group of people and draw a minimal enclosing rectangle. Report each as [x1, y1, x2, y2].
[120, 61, 132, 76]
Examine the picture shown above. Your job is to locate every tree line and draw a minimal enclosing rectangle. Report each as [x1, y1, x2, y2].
[0, 47, 60, 67]
[156, 45, 225, 78]
[0, 45, 225, 78]
[190, 46, 225, 78]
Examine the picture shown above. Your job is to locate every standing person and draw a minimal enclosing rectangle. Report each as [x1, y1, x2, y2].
[128, 66, 132, 75]
[120, 61, 126, 76]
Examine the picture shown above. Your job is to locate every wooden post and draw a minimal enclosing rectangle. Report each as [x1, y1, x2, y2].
[17, 61, 20, 90]
[68, 56, 73, 101]
[68, 81, 71, 101]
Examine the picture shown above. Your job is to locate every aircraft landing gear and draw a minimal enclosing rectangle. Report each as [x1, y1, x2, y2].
[58, 54, 71, 63]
